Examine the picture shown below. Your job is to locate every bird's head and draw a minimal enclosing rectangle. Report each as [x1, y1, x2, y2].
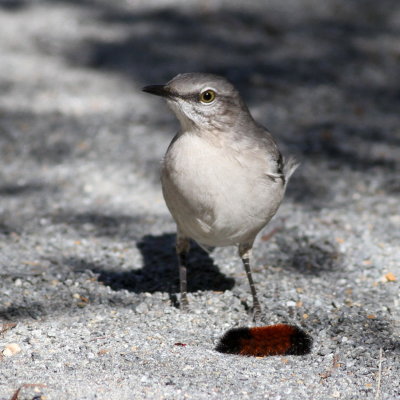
[143, 73, 250, 132]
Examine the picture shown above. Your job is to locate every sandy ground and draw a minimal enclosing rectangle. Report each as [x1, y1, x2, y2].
[0, 0, 399, 399]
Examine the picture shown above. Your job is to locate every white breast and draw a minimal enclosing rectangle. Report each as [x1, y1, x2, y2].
[161, 132, 284, 247]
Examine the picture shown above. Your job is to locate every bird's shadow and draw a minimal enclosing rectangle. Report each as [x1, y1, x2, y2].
[67, 233, 235, 302]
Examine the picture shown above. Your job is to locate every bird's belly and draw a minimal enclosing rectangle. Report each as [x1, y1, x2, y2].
[161, 135, 284, 247]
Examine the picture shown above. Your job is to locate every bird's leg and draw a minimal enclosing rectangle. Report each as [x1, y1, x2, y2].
[239, 243, 262, 321]
[176, 232, 190, 311]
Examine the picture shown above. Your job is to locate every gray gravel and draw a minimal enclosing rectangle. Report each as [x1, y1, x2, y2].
[0, 0, 399, 399]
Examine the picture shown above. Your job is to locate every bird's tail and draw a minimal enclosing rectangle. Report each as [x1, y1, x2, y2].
[283, 156, 300, 186]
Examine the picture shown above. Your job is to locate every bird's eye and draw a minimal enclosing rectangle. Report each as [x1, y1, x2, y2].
[199, 90, 216, 104]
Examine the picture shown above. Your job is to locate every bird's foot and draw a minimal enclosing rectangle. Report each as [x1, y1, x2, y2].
[180, 293, 189, 312]
[252, 305, 263, 324]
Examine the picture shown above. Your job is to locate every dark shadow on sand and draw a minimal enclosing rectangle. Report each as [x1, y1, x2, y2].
[63, 233, 234, 296]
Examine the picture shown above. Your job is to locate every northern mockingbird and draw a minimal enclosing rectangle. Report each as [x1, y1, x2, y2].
[143, 73, 298, 319]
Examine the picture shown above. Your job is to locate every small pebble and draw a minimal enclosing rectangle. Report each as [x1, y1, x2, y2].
[3, 343, 22, 357]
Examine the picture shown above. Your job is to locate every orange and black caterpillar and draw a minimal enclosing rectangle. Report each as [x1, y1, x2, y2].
[216, 324, 312, 357]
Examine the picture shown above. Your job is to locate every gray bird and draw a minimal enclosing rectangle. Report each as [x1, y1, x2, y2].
[143, 73, 298, 319]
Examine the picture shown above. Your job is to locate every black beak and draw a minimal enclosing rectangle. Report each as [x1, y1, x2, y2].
[142, 85, 170, 97]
